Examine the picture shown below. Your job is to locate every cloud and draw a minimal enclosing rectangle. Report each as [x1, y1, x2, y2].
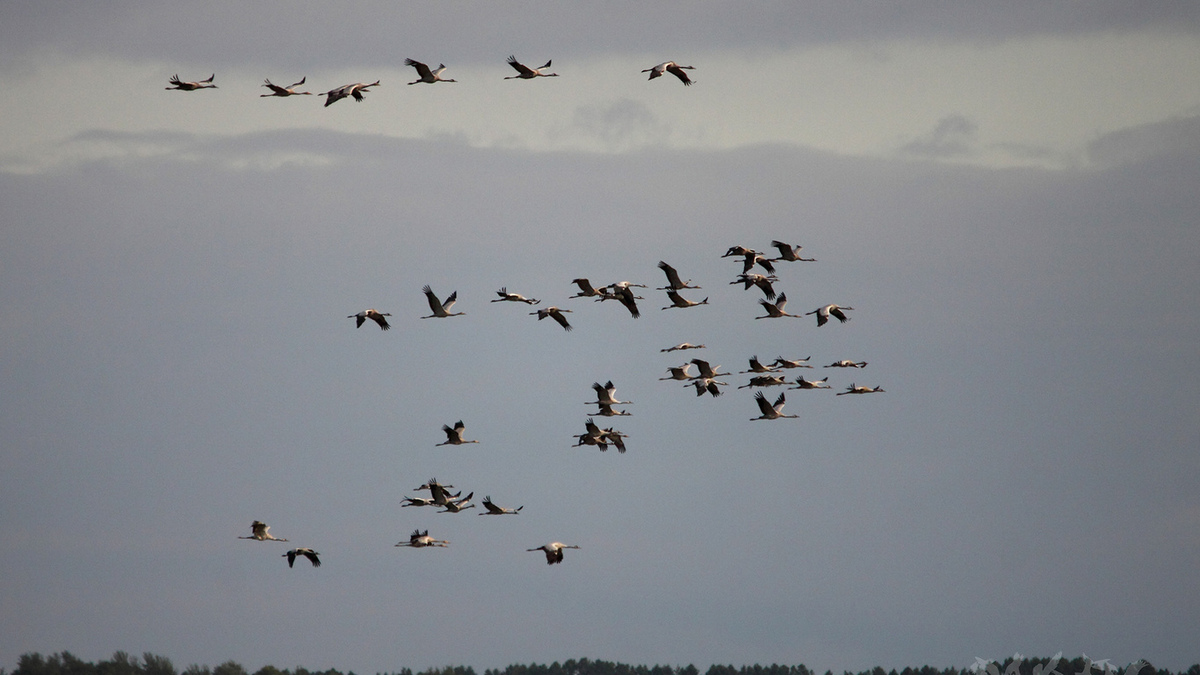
[1086, 114, 1200, 167]
[898, 114, 979, 158]
[555, 99, 670, 151]
[3, 2, 1198, 69]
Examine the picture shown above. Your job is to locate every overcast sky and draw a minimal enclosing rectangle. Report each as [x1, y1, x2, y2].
[2, 3, 1199, 675]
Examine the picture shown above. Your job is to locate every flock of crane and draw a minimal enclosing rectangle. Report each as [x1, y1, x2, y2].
[166, 57, 698, 108]
[240, 236, 885, 568]
[208, 55, 883, 568]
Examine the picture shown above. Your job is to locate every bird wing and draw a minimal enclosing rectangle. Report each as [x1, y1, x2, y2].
[666, 64, 693, 85]
[666, 289, 685, 306]
[617, 289, 640, 318]
[658, 261, 683, 287]
[442, 291, 458, 311]
[507, 56, 534, 76]
[406, 58, 433, 79]
[369, 313, 390, 330]
[422, 285, 443, 314]
[303, 550, 321, 567]
[830, 307, 849, 322]
[323, 87, 348, 106]
[754, 392, 774, 416]
[775, 293, 787, 312]
[550, 310, 572, 330]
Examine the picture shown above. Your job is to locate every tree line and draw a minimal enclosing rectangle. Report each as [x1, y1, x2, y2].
[8, 652, 1199, 675]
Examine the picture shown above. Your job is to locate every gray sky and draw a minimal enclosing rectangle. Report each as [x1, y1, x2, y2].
[2, 3, 1198, 674]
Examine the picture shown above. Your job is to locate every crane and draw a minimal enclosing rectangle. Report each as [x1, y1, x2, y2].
[689, 377, 724, 397]
[773, 356, 813, 369]
[738, 374, 789, 389]
[593, 401, 631, 417]
[755, 293, 801, 319]
[414, 479, 460, 507]
[404, 59, 456, 84]
[660, 364, 695, 380]
[826, 359, 868, 368]
[238, 520, 288, 542]
[742, 251, 776, 275]
[395, 529, 449, 547]
[400, 496, 436, 507]
[837, 384, 885, 395]
[601, 428, 628, 453]
[527, 542, 580, 565]
[479, 496, 523, 515]
[806, 304, 854, 326]
[598, 283, 642, 318]
[166, 74, 216, 91]
[643, 61, 695, 86]
[573, 418, 608, 450]
[613, 286, 641, 318]
[768, 240, 815, 262]
[260, 77, 311, 97]
[505, 56, 558, 79]
[590, 380, 632, 406]
[790, 376, 831, 390]
[730, 273, 779, 300]
[429, 487, 463, 507]
[741, 356, 779, 374]
[531, 306, 573, 331]
[660, 342, 705, 353]
[283, 548, 321, 567]
[438, 492, 476, 513]
[722, 245, 755, 258]
[689, 358, 730, 380]
[656, 261, 701, 290]
[661, 290, 709, 310]
[348, 308, 392, 330]
[437, 420, 479, 446]
[421, 285, 465, 318]
[320, 80, 380, 107]
[751, 391, 798, 420]
[569, 278, 606, 299]
[493, 287, 540, 305]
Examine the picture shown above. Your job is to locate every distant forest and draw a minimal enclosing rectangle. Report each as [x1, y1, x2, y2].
[8, 653, 1200, 675]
